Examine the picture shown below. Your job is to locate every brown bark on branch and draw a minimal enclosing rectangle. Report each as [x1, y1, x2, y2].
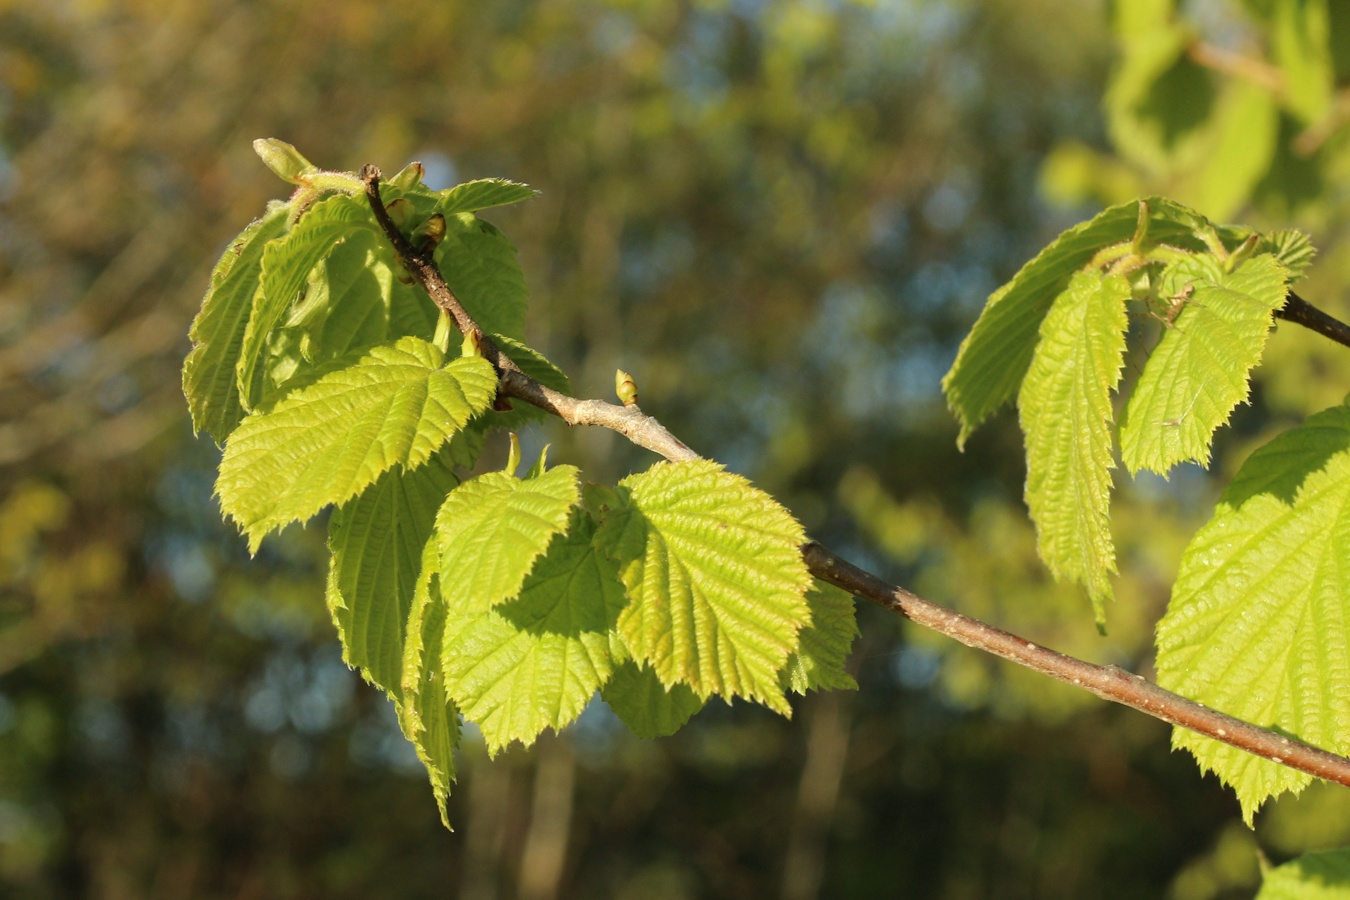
[361, 166, 1350, 791]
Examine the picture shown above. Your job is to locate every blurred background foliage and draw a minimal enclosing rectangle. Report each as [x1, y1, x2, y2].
[3, 0, 1350, 897]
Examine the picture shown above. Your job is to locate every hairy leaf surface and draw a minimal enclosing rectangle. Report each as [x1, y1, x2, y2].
[217, 338, 496, 552]
[782, 581, 859, 694]
[327, 451, 458, 696]
[1121, 254, 1289, 475]
[1156, 405, 1350, 823]
[436, 464, 580, 614]
[441, 513, 624, 754]
[184, 202, 289, 441]
[595, 459, 811, 710]
[397, 536, 459, 829]
[1019, 270, 1130, 617]
[602, 659, 705, 739]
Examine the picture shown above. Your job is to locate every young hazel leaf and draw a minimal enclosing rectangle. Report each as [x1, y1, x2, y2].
[184, 202, 290, 442]
[438, 179, 539, 216]
[435, 464, 581, 615]
[1019, 270, 1130, 619]
[594, 459, 812, 711]
[327, 450, 458, 697]
[602, 659, 706, 739]
[440, 513, 625, 755]
[1261, 229, 1316, 282]
[1156, 404, 1350, 825]
[943, 197, 1211, 447]
[238, 193, 379, 410]
[217, 337, 497, 553]
[397, 535, 459, 830]
[1120, 254, 1289, 476]
[434, 214, 529, 341]
[781, 581, 860, 695]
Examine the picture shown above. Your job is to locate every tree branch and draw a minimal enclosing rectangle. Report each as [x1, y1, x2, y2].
[1277, 291, 1350, 351]
[361, 166, 1350, 791]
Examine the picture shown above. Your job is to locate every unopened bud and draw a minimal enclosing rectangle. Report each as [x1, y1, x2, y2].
[411, 213, 447, 254]
[615, 369, 639, 407]
[253, 138, 316, 184]
[389, 161, 426, 191]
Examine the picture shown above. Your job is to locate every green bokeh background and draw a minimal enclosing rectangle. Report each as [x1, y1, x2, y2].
[4, 0, 1350, 897]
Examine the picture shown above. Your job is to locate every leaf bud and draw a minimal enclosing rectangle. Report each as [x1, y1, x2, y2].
[253, 138, 316, 184]
[615, 369, 639, 407]
[386, 198, 413, 231]
[389, 161, 426, 191]
[412, 213, 447, 254]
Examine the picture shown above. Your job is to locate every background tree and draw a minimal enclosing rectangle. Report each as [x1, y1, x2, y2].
[3, 1, 1350, 898]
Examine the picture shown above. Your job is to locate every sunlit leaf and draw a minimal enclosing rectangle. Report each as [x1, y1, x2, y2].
[1261, 229, 1316, 281]
[1156, 405, 1350, 824]
[438, 179, 539, 216]
[594, 459, 811, 710]
[943, 197, 1212, 447]
[217, 337, 497, 552]
[327, 450, 458, 696]
[183, 201, 289, 442]
[1121, 254, 1288, 475]
[441, 513, 624, 754]
[238, 193, 379, 409]
[1019, 270, 1130, 618]
[435, 463, 580, 614]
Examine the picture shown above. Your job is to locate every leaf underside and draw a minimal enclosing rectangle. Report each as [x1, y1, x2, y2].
[782, 581, 860, 694]
[1156, 405, 1350, 824]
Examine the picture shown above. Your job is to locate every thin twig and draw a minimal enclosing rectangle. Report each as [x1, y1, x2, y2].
[361, 166, 1350, 790]
[1277, 291, 1350, 351]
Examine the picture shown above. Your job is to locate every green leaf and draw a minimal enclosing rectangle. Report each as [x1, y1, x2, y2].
[440, 513, 625, 754]
[781, 581, 859, 694]
[594, 459, 811, 711]
[1105, 14, 1213, 173]
[434, 214, 528, 340]
[1019, 270, 1130, 617]
[327, 450, 458, 696]
[438, 179, 539, 216]
[183, 202, 290, 442]
[943, 197, 1208, 447]
[1121, 254, 1289, 475]
[264, 230, 396, 404]
[1183, 80, 1279, 221]
[217, 337, 497, 552]
[435, 464, 581, 615]
[237, 193, 378, 410]
[397, 535, 459, 830]
[602, 659, 705, 739]
[1257, 849, 1350, 900]
[1262, 229, 1316, 281]
[1273, 0, 1334, 125]
[1156, 405, 1350, 824]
